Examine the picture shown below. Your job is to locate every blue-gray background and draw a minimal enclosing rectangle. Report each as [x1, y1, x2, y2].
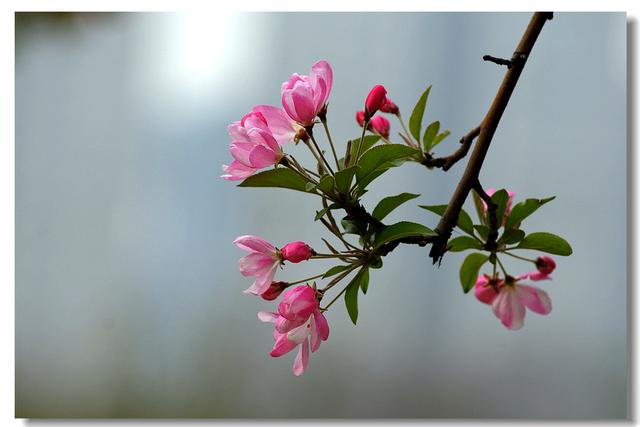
[15, 12, 627, 418]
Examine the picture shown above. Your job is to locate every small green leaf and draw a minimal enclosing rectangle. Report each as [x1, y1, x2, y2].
[316, 175, 335, 194]
[447, 236, 483, 252]
[430, 130, 451, 150]
[341, 217, 368, 236]
[334, 166, 358, 194]
[349, 135, 381, 160]
[474, 225, 489, 241]
[418, 205, 474, 236]
[490, 189, 510, 227]
[344, 267, 369, 324]
[372, 221, 436, 249]
[360, 268, 370, 294]
[499, 229, 526, 245]
[515, 232, 573, 256]
[372, 192, 420, 221]
[322, 265, 351, 279]
[422, 121, 440, 152]
[409, 85, 432, 142]
[505, 196, 556, 229]
[355, 144, 419, 189]
[471, 190, 486, 225]
[459, 253, 489, 293]
[239, 168, 310, 193]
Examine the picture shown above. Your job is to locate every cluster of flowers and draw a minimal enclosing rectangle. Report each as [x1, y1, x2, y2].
[474, 189, 556, 330]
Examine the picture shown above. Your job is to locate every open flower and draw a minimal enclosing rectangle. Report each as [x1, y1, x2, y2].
[234, 235, 283, 295]
[258, 286, 329, 376]
[475, 272, 552, 330]
[281, 60, 333, 126]
[222, 111, 284, 181]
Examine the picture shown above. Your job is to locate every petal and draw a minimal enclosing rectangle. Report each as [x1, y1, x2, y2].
[229, 141, 256, 166]
[244, 262, 279, 295]
[292, 337, 310, 376]
[492, 288, 525, 330]
[252, 105, 299, 145]
[275, 315, 306, 334]
[518, 271, 552, 282]
[517, 284, 552, 315]
[313, 310, 330, 341]
[248, 145, 280, 169]
[221, 161, 255, 181]
[257, 311, 278, 323]
[474, 275, 498, 305]
[290, 86, 316, 124]
[311, 60, 333, 107]
[227, 121, 250, 143]
[233, 235, 276, 255]
[270, 334, 297, 357]
[286, 316, 312, 344]
[238, 253, 276, 277]
[310, 315, 320, 352]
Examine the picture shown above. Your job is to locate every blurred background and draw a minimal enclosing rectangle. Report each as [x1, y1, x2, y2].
[15, 12, 627, 418]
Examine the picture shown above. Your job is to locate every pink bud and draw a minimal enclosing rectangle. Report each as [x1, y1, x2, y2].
[535, 256, 556, 275]
[281, 241, 314, 263]
[380, 98, 399, 115]
[261, 281, 289, 301]
[356, 111, 365, 127]
[364, 85, 388, 118]
[369, 115, 390, 139]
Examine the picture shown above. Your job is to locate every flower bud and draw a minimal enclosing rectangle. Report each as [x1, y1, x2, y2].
[261, 281, 289, 301]
[370, 115, 390, 139]
[356, 111, 366, 127]
[281, 241, 314, 263]
[364, 85, 388, 119]
[535, 256, 556, 275]
[380, 98, 399, 115]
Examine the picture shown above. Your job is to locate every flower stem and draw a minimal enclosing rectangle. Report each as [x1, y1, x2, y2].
[289, 273, 326, 286]
[309, 131, 335, 175]
[502, 251, 537, 263]
[320, 117, 341, 170]
[496, 255, 509, 277]
[354, 120, 369, 163]
[303, 140, 330, 176]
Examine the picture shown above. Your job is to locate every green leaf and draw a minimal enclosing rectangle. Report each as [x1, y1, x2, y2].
[430, 130, 451, 150]
[239, 168, 310, 193]
[459, 253, 489, 293]
[322, 265, 351, 279]
[316, 175, 335, 194]
[355, 144, 419, 189]
[372, 192, 420, 221]
[489, 189, 510, 227]
[314, 203, 339, 221]
[334, 166, 358, 194]
[344, 267, 369, 324]
[499, 229, 526, 245]
[372, 221, 436, 249]
[474, 225, 489, 241]
[360, 268, 370, 294]
[409, 85, 432, 142]
[505, 196, 556, 229]
[341, 217, 368, 236]
[471, 190, 486, 225]
[515, 232, 573, 256]
[447, 236, 483, 252]
[349, 135, 381, 160]
[418, 204, 475, 236]
[422, 120, 440, 152]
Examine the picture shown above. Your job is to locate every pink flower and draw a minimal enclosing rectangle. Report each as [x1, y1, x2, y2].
[356, 110, 366, 127]
[281, 241, 314, 263]
[475, 273, 552, 330]
[380, 97, 399, 115]
[364, 84, 388, 118]
[258, 286, 330, 376]
[234, 235, 282, 295]
[222, 111, 284, 181]
[370, 115, 390, 139]
[281, 60, 333, 126]
[252, 105, 303, 146]
[536, 256, 556, 275]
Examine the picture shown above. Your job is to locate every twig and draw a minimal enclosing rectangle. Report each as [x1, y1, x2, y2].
[483, 55, 513, 68]
[428, 12, 553, 264]
[421, 125, 481, 171]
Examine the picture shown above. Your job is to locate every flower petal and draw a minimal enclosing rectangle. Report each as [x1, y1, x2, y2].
[233, 235, 276, 255]
[238, 253, 276, 277]
[252, 105, 299, 145]
[248, 144, 280, 169]
[270, 334, 297, 357]
[310, 60, 333, 108]
[310, 315, 320, 352]
[286, 316, 312, 344]
[221, 161, 255, 181]
[243, 262, 279, 295]
[257, 311, 278, 323]
[313, 310, 330, 341]
[474, 275, 498, 305]
[492, 288, 525, 330]
[292, 337, 310, 376]
[517, 284, 552, 315]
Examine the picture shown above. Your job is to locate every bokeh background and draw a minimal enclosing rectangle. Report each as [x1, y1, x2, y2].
[15, 12, 627, 418]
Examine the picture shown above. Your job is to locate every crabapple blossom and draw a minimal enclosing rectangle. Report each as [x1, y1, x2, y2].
[364, 85, 388, 119]
[536, 256, 556, 275]
[281, 241, 314, 263]
[281, 60, 333, 126]
[380, 97, 399, 114]
[234, 235, 282, 296]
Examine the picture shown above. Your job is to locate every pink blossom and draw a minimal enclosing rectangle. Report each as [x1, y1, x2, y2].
[258, 286, 329, 376]
[252, 105, 303, 146]
[475, 273, 552, 330]
[380, 97, 399, 115]
[234, 235, 282, 296]
[536, 256, 556, 275]
[485, 188, 516, 217]
[281, 60, 333, 126]
[356, 110, 366, 127]
[222, 112, 284, 181]
[281, 241, 314, 263]
[364, 84, 388, 118]
[261, 281, 289, 301]
[370, 115, 390, 139]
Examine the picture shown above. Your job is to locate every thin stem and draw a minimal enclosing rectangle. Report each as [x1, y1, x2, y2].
[289, 273, 326, 286]
[309, 132, 335, 175]
[303, 139, 330, 176]
[282, 158, 319, 187]
[288, 155, 319, 181]
[502, 251, 536, 263]
[354, 120, 369, 162]
[396, 112, 414, 145]
[380, 135, 392, 144]
[496, 256, 508, 277]
[321, 118, 341, 170]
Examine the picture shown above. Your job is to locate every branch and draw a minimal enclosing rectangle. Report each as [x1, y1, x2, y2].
[421, 126, 481, 171]
[428, 11, 553, 264]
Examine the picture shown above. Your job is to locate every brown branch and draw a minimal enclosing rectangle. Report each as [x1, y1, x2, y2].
[421, 126, 481, 171]
[428, 11, 553, 264]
